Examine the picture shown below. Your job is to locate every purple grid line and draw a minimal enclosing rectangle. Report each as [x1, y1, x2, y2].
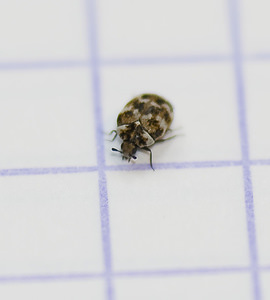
[0, 55, 229, 71]
[228, 0, 261, 299]
[4, 264, 270, 284]
[114, 266, 250, 278]
[0, 60, 89, 71]
[85, 0, 114, 299]
[0, 267, 249, 284]
[251, 159, 270, 166]
[0, 166, 97, 176]
[6, 264, 270, 284]
[0, 273, 104, 283]
[261, 266, 270, 272]
[0, 160, 242, 177]
[0, 1, 268, 296]
[101, 54, 232, 66]
[4, 159, 270, 177]
[0, 53, 270, 72]
[106, 160, 242, 171]
[247, 53, 270, 61]
[2, 159, 270, 177]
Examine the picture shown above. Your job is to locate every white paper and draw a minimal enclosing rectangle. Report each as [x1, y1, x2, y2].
[0, 0, 269, 299]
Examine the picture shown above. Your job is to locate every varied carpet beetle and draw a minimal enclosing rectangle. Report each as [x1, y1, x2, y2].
[111, 93, 174, 170]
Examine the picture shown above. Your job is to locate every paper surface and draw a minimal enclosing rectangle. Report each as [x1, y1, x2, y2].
[0, 0, 270, 299]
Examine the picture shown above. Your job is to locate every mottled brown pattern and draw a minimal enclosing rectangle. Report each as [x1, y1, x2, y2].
[164, 111, 171, 123]
[117, 94, 173, 143]
[152, 128, 163, 139]
[121, 141, 137, 156]
[140, 96, 173, 140]
[144, 106, 161, 115]
[146, 118, 159, 127]
[119, 123, 136, 141]
[135, 134, 148, 147]
[132, 99, 145, 112]
[118, 123, 149, 148]
[117, 105, 140, 126]
[124, 111, 133, 117]
[156, 98, 166, 106]
[113, 94, 174, 168]
[117, 114, 123, 125]
[119, 131, 131, 142]
[141, 94, 150, 99]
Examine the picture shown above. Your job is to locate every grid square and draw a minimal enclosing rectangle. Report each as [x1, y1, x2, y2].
[107, 167, 249, 271]
[0, 68, 96, 168]
[241, 0, 270, 55]
[114, 273, 252, 300]
[245, 61, 270, 160]
[251, 165, 270, 265]
[102, 63, 241, 166]
[98, 0, 231, 59]
[0, 173, 103, 275]
[0, 0, 88, 61]
[0, 279, 104, 300]
[261, 272, 270, 300]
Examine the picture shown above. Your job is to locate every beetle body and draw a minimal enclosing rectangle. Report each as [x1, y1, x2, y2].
[112, 93, 174, 169]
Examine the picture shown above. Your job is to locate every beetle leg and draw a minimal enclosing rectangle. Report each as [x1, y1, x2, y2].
[107, 130, 118, 142]
[156, 135, 177, 143]
[142, 147, 154, 171]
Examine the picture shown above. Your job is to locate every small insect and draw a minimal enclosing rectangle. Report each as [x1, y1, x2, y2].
[111, 93, 174, 170]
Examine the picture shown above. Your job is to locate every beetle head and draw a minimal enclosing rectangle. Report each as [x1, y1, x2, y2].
[112, 141, 137, 162]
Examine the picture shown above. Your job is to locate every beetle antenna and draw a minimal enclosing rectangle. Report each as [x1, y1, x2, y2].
[112, 148, 122, 154]
[112, 148, 137, 160]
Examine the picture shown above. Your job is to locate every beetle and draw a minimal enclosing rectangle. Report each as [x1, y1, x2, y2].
[111, 93, 174, 170]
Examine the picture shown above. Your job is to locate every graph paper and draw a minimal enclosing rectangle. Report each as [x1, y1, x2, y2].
[0, 0, 270, 299]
